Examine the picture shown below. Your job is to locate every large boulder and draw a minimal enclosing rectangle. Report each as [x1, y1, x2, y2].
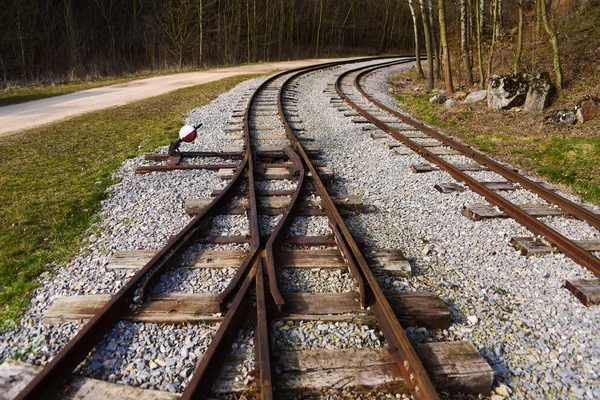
[524, 74, 557, 112]
[465, 90, 487, 104]
[487, 74, 532, 110]
[575, 97, 599, 123]
[544, 109, 577, 125]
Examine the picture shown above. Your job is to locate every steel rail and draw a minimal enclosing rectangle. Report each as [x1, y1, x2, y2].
[15, 57, 412, 400]
[14, 123, 253, 400]
[15, 58, 307, 400]
[337, 62, 600, 278]
[177, 57, 404, 399]
[264, 147, 305, 311]
[355, 64, 600, 231]
[278, 58, 440, 400]
[255, 258, 273, 399]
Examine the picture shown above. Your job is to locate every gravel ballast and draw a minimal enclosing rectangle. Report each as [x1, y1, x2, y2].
[2, 59, 599, 399]
[293, 61, 600, 398]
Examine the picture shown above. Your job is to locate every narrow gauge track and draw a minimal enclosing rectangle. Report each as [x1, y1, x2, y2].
[12, 57, 468, 400]
[334, 62, 600, 280]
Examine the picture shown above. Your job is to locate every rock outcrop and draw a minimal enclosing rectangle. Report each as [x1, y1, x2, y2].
[544, 109, 577, 125]
[465, 90, 487, 104]
[575, 97, 599, 123]
[524, 74, 557, 112]
[488, 74, 531, 110]
[429, 94, 446, 104]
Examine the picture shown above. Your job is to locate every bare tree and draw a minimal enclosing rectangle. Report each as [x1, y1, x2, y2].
[486, 0, 499, 82]
[408, 0, 424, 77]
[419, 0, 434, 89]
[438, 0, 453, 94]
[539, 0, 563, 88]
[514, 0, 523, 73]
[460, 0, 473, 85]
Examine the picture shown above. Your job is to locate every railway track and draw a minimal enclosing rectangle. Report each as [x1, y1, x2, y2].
[334, 61, 600, 306]
[5, 58, 497, 400]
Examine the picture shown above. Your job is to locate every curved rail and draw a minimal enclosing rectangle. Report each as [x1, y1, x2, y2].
[278, 58, 440, 400]
[16, 56, 431, 400]
[335, 62, 600, 278]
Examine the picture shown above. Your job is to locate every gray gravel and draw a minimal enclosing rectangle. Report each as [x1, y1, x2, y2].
[293, 61, 600, 399]
[0, 76, 268, 390]
[5, 59, 598, 399]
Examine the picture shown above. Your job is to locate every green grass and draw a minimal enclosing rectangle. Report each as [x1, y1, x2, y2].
[395, 93, 459, 128]
[0, 73, 259, 327]
[514, 137, 600, 202]
[392, 81, 600, 205]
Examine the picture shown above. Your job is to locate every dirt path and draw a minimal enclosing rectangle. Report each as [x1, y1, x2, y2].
[0, 57, 363, 137]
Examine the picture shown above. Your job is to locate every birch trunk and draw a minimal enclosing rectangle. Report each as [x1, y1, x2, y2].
[408, 0, 424, 77]
[419, 0, 434, 89]
[486, 0, 499, 81]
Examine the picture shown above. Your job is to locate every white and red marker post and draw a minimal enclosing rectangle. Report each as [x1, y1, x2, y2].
[169, 123, 202, 154]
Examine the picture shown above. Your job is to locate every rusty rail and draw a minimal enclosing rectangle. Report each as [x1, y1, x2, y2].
[15, 56, 423, 400]
[335, 62, 600, 278]
[279, 59, 440, 400]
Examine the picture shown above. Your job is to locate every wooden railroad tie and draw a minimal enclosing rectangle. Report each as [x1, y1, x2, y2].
[172, 235, 366, 247]
[564, 279, 600, 306]
[510, 237, 600, 256]
[435, 181, 554, 193]
[43, 291, 449, 329]
[461, 203, 600, 220]
[216, 166, 334, 182]
[184, 195, 363, 217]
[2, 342, 492, 397]
[412, 163, 490, 173]
[107, 248, 411, 278]
[221, 145, 320, 158]
[223, 133, 314, 141]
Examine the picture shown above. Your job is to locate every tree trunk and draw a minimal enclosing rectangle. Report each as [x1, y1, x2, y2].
[419, 0, 434, 89]
[540, 0, 563, 88]
[428, 0, 441, 79]
[496, 0, 502, 38]
[408, 0, 424, 77]
[460, 0, 473, 85]
[198, 0, 203, 66]
[315, 0, 322, 58]
[438, 0, 453, 94]
[536, 0, 542, 39]
[379, 0, 390, 54]
[475, 0, 485, 86]
[486, 0, 499, 81]
[246, 0, 251, 62]
[514, 0, 523, 73]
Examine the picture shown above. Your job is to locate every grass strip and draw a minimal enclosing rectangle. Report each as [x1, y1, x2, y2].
[0, 73, 260, 327]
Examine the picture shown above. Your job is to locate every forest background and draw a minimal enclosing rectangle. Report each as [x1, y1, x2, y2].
[3, 0, 596, 87]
